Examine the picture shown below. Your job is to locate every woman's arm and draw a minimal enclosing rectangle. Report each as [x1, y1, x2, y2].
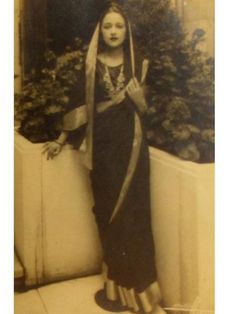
[42, 131, 69, 160]
[42, 104, 88, 160]
[43, 59, 87, 160]
[56, 130, 70, 145]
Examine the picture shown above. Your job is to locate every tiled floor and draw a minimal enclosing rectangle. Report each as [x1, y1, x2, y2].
[15, 275, 131, 314]
[15, 275, 213, 314]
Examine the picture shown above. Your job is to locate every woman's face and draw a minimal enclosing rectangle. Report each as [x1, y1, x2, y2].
[101, 12, 127, 49]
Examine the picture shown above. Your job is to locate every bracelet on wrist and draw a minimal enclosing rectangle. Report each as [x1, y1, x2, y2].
[54, 140, 64, 146]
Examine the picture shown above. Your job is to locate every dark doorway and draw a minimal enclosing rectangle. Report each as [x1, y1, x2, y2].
[22, 0, 108, 75]
[47, 0, 99, 54]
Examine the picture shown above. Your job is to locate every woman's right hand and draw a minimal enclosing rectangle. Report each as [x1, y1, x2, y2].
[126, 77, 148, 113]
[42, 141, 63, 160]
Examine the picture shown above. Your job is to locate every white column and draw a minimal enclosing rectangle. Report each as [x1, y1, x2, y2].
[174, 0, 214, 56]
[170, 0, 184, 17]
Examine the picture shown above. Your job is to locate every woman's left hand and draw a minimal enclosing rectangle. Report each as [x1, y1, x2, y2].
[42, 141, 63, 160]
[126, 77, 147, 113]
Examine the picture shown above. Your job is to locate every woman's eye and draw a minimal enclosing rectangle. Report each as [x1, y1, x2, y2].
[103, 24, 112, 29]
[102, 23, 125, 30]
[116, 24, 125, 29]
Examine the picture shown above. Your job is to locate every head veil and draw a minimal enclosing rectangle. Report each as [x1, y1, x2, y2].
[84, 2, 135, 169]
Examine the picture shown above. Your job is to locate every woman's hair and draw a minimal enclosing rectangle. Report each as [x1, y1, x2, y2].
[99, 2, 128, 26]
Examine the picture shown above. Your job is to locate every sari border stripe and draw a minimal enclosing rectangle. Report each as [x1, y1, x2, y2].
[109, 112, 142, 223]
[102, 263, 162, 313]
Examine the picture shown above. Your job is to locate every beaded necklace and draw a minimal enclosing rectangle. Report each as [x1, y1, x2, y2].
[103, 63, 125, 97]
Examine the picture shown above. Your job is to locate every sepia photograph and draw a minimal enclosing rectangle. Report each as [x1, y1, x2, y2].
[13, 1, 214, 313]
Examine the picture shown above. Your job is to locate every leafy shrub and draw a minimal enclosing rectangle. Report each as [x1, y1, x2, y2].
[15, 39, 85, 143]
[124, 0, 214, 162]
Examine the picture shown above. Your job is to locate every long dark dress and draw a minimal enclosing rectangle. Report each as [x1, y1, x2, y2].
[92, 60, 158, 294]
[65, 58, 161, 313]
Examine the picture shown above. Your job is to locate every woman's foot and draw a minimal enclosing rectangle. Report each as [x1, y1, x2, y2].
[95, 288, 129, 312]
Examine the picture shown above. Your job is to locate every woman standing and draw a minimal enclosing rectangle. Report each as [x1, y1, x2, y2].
[43, 2, 166, 313]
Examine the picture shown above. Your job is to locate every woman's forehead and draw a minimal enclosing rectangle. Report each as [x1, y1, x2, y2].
[102, 12, 126, 24]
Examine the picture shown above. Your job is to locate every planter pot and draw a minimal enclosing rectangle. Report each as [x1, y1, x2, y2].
[149, 147, 214, 312]
[14, 132, 102, 286]
[14, 132, 214, 313]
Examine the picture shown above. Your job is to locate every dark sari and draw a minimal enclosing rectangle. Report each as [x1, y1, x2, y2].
[64, 56, 161, 313]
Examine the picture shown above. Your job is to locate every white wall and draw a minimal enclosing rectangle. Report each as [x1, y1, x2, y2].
[15, 134, 214, 312]
[14, 132, 102, 286]
[150, 147, 214, 312]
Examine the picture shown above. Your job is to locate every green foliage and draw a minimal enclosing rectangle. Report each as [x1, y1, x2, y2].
[15, 38, 85, 143]
[15, 0, 214, 162]
[124, 0, 214, 162]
